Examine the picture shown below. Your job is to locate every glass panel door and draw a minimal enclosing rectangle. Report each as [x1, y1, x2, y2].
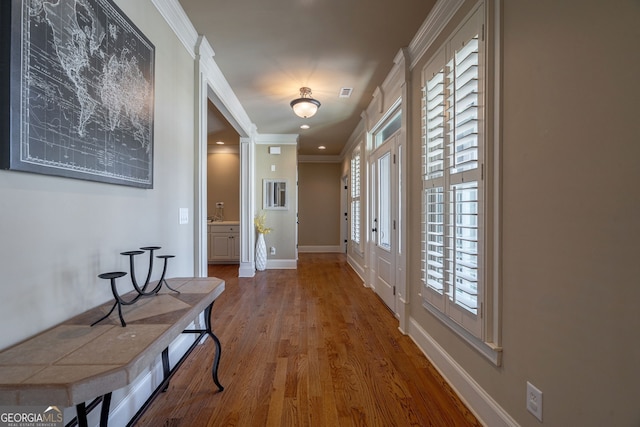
[376, 151, 392, 251]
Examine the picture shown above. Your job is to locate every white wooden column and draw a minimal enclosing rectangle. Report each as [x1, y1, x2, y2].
[193, 36, 214, 278]
[239, 134, 257, 277]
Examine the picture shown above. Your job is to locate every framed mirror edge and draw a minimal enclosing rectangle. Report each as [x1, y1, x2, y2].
[263, 178, 288, 210]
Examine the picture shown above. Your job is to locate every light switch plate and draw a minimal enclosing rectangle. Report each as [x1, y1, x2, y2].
[179, 208, 189, 225]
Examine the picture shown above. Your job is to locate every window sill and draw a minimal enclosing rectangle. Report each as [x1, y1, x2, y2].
[422, 301, 502, 366]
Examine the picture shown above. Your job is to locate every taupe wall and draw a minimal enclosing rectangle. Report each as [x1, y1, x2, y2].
[298, 162, 342, 247]
[207, 152, 240, 221]
[254, 144, 298, 260]
[405, 1, 640, 426]
[0, 0, 197, 349]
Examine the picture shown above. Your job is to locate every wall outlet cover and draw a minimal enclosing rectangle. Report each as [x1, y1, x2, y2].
[526, 381, 543, 422]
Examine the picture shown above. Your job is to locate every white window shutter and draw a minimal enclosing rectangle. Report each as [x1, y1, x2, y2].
[350, 151, 361, 245]
[422, 7, 484, 339]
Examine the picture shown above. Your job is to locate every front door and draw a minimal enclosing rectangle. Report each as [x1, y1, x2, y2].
[371, 138, 396, 312]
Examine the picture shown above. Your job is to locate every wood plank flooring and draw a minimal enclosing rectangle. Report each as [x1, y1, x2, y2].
[136, 253, 481, 427]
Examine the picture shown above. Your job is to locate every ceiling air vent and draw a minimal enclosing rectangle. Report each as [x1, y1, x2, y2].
[339, 87, 353, 98]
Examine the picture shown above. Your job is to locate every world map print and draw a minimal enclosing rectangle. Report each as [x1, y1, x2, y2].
[16, 0, 155, 187]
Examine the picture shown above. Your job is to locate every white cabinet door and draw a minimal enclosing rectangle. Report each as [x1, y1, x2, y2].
[230, 234, 240, 258]
[208, 223, 240, 262]
[210, 234, 233, 259]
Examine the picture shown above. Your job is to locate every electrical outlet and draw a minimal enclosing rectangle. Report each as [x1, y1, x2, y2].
[526, 381, 543, 422]
[270, 246, 276, 255]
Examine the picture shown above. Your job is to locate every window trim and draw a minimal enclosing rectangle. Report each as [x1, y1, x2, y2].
[420, 0, 502, 366]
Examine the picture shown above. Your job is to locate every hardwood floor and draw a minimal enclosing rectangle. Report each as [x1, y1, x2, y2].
[137, 253, 481, 427]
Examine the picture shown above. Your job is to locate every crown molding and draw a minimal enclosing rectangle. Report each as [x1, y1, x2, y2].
[200, 43, 254, 138]
[151, 0, 199, 58]
[340, 120, 365, 159]
[407, 0, 466, 69]
[152, 0, 255, 138]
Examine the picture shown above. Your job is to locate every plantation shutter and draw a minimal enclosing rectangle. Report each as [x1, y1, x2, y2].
[422, 48, 447, 312]
[350, 151, 361, 245]
[422, 8, 483, 338]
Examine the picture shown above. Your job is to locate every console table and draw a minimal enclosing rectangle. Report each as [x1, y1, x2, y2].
[0, 277, 225, 427]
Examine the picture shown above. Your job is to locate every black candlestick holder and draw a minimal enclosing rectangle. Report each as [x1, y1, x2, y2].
[92, 246, 178, 327]
[91, 272, 135, 327]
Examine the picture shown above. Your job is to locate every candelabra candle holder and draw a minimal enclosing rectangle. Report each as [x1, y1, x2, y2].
[121, 246, 179, 296]
[120, 250, 148, 295]
[92, 246, 178, 327]
[155, 255, 179, 293]
[91, 272, 135, 327]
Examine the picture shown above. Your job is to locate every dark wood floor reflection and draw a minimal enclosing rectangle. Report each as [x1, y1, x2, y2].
[137, 253, 481, 426]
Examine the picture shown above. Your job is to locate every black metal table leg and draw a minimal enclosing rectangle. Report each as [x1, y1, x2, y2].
[100, 393, 112, 427]
[161, 348, 170, 392]
[75, 402, 88, 427]
[204, 302, 224, 391]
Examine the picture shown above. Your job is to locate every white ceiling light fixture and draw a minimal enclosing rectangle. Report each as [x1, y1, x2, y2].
[300, 124, 310, 129]
[290, 87, 321, 118]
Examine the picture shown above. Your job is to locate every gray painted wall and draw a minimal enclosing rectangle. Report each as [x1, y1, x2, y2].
[0, 0, 197, 350]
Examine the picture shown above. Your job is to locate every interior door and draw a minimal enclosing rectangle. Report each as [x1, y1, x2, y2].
[371, 142, 395, 312]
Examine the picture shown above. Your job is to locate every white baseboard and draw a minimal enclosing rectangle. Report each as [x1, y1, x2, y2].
[238, 261, 256, 277]
[298, 245, 344, 253]
[346, 254, 366, 282]
[408, 318, 519, 427]
[265, 259, 297, 269]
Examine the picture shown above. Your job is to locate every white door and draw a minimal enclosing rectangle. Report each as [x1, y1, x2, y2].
[371, 140, 396, 312]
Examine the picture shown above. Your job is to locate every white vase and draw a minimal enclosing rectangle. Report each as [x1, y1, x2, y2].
[256, 233, 267, 271]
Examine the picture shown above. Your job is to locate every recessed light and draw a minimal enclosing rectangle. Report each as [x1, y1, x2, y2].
[216, 141, 225, 145]
[318, 145, 326, 150]
[300, 124, 310, 129]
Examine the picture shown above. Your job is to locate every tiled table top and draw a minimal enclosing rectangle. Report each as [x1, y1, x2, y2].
[0, 277, 225, 407]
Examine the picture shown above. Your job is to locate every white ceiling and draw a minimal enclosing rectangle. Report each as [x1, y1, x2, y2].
[179, 0, 437, 156]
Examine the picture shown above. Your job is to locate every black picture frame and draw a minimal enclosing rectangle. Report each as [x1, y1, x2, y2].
[0, 0, 155, 188]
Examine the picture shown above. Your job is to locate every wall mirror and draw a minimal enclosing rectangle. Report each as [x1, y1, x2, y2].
[263, 179, 288, 210]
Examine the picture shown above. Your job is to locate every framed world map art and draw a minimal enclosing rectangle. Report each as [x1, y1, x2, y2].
[0, 0, 155, 188]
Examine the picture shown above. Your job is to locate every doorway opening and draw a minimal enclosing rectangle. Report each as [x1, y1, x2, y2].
[205, 100, 241, 269]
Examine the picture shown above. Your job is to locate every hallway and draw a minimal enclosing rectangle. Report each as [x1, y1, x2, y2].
[138, 253, 480, 426]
